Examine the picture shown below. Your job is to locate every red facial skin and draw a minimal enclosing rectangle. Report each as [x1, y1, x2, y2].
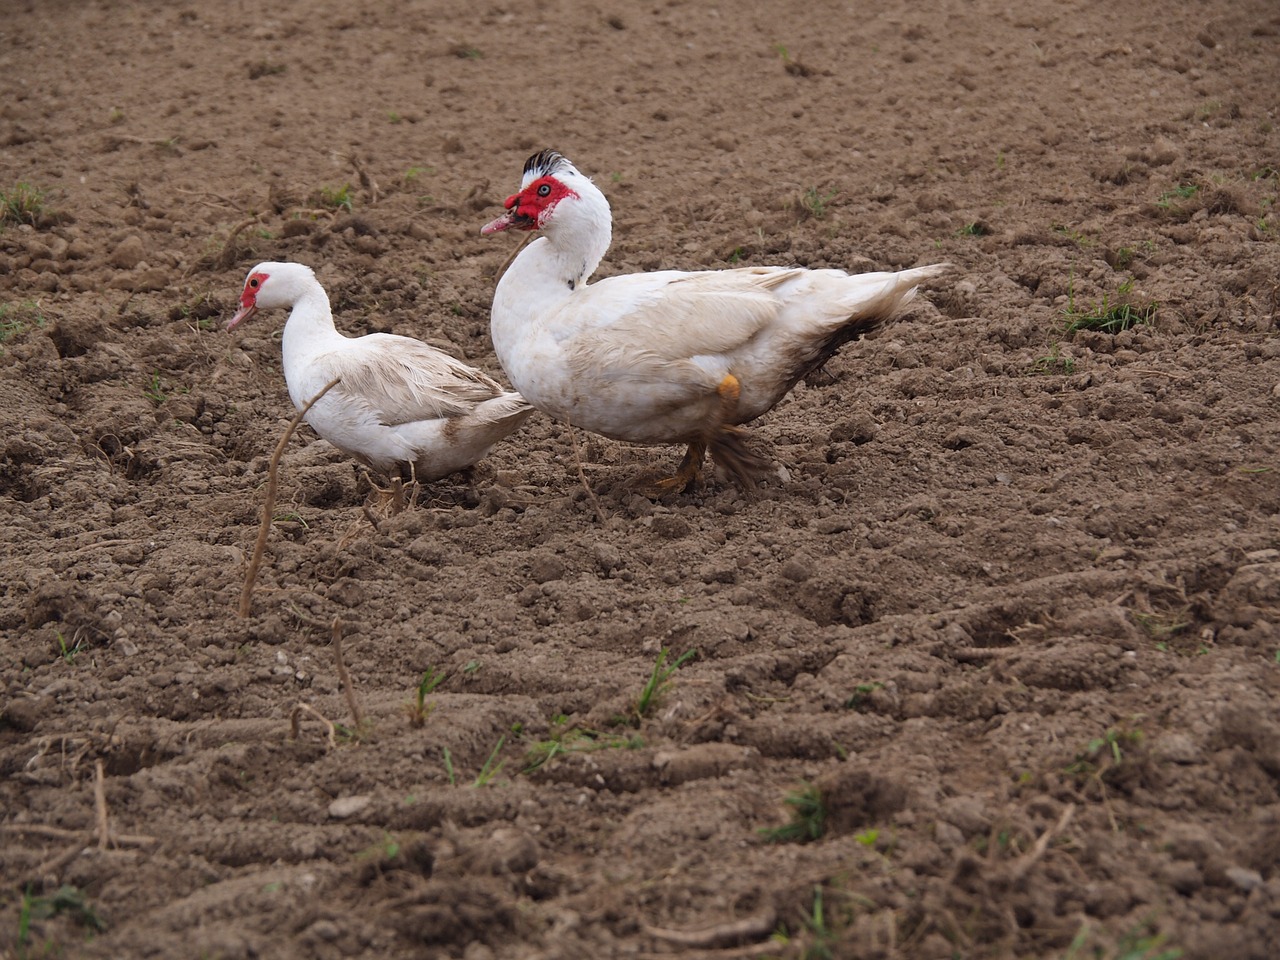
[226, 270, 269, 331]
[481, 176, 579, 234]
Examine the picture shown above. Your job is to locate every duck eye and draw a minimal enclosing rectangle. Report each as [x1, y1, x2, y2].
[537, 183, 552, 198]
[249, 278, 260, 288]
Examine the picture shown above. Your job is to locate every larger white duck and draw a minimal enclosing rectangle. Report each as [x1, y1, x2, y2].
[481, 149, 948, 494]
[226, 261, 532, 483]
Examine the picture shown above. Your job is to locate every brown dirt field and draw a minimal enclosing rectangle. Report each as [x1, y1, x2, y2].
[3, 1, 1280, 957]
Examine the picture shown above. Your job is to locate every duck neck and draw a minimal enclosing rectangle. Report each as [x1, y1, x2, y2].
[280, 283, 343, 367]
[489, 179, 613, 381]
[543, 178, 613, 290]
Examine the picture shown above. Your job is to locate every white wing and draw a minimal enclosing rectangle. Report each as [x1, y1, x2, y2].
[557, 267, 805, 385]
[310, 334, 507, 427]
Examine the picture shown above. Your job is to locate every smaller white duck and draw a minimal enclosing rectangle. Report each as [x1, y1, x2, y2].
[225, 261, 532, 483]
[482, 149, 949, 494]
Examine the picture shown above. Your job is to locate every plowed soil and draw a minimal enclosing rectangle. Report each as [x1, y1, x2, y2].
[3, 1, 1280, 958]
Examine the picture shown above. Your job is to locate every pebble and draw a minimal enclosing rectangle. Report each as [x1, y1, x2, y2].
[109, 235, 145, 269]
[1152, 733, 1201, 765]
[307, 919, 340, 942]
[529, 553, 566, 584]
[651, 514, 692, 539]
[328, 795, 372, 819]
[810, 516, 855, 534]
[779, 557, 813, 582]
[592, 541, 622, 573]
[933, 820, 964, 849]
[1224, 866, 1263, 892]
[939, 795, 991, 836]
[653, 743, 756, 784]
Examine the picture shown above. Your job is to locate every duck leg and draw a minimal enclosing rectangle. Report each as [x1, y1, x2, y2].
[638, 374, 768, 497]
[707, 373, 772, 488]
[636, 440, 707, 498]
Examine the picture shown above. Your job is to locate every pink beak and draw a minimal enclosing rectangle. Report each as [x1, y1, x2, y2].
[480, 210, 520, 235]
[226, 302, 257, 331]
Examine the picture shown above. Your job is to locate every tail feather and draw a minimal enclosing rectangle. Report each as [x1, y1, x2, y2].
[834, 263, 952, 325]
[796, 262, 951, 383]
[474, 391, 535, 426]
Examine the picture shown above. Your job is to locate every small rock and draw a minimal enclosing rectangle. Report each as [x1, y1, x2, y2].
[328, 795, 372, 819]
[939, 795, 991, 836]
[66, 238, 93, 260]
[651, 514, 691, 539]
[934, 820, 964, 849]
[529, 553, 565, 584]
[592, 541, 622, 574]
[307, 919, 340, 941]
[109, 235, 145, 269]
[653, 743, 756, 784]
[829, 414, 878, 444]
[810, 516, 854, 535]
[779, 557, 813, 582]
[326, 578, 365, 607]
[1152, 733, 1201, 765]
[1224, 866, 1263, 892]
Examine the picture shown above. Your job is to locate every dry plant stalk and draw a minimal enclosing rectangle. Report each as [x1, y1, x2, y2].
[31, 842, 90, 884]
[239, 378, 341, 618]
[1009, 802, 1076, 881]
[94, 759, 109, 851]
[567, 422, 607, 523]
[15, 761, 157, 884]
[641, 906, 777, 949]
[344, 152, 381, 205]
[213, 215, 263, 270]
[332, 618, 365, 731]
[288, 702, 337, 749]
[1, 824, 155, 846]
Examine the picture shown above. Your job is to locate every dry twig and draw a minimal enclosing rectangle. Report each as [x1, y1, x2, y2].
[1, 824, 155, 846]
[214, 215, 263, 270]
[360, 503, 384, 531]
[239, 378, 341, 617]
[567, 423, 607, 524]
[332, 618, 365, 732]
[642, 908, 777, 949]
[289, 702, 338, 749]
[31, 842, 89, 884]
[94, 759, 109, 851]
[1009, 803, 1076, 882]
[344, 152, 381, 205]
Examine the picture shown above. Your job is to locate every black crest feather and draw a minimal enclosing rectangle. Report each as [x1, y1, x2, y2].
[522, 149, 569, 182]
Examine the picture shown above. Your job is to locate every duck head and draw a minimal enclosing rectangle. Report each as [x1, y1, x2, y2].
[481, 149, 603, 236]
[226, 261, 316, 330]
